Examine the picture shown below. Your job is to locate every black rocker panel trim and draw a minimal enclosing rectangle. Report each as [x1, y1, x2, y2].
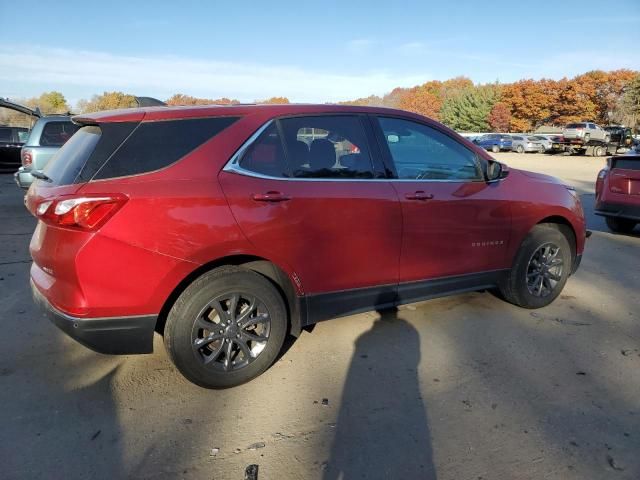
[303, 269, 507, 326]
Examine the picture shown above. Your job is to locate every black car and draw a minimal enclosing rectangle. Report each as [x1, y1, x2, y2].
[0, 99, 40, 173]
[604, 126, 633, 147]
[0, 125, 30, 173]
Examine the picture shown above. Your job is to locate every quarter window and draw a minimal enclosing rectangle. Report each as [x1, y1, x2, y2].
[377, 117, 482, 181]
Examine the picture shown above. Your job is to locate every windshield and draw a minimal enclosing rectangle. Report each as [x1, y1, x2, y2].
[566, 123, 585, 128]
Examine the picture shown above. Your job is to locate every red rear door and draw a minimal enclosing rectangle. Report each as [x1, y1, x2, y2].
[219, 115, 401, 318]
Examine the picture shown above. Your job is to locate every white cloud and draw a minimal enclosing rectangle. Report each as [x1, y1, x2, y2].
[0, 45, 429, 103]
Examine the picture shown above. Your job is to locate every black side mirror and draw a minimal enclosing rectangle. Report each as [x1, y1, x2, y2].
[487, 161, 507, 181]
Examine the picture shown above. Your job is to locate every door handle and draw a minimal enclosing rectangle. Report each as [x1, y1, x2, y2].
[405, 191, 434, 201]
[252, 191, 291, 202]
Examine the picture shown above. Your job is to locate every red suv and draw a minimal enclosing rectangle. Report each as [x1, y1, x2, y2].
[26, 104, 586, 388]
[595, 153, 640, 233]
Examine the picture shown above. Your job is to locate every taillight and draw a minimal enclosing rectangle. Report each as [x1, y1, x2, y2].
[35, 195, 128, 231]
[21, 149, 33, 166]
[597, 168, 609, 180]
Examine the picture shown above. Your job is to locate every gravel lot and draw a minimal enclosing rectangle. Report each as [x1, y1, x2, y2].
[1, 153, 638, 480]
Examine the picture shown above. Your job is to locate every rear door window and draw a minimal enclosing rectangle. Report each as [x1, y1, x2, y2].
[238, 123, 289, 177]
[280, 116, 375, 179]
[237, 116, 376, 179]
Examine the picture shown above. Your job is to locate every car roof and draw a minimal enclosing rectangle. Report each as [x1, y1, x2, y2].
[73, 103, 422, 124]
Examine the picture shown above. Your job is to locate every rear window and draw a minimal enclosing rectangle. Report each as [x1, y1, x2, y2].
[44, 117, 239, 185]
[40, 121, 79, 147]
[44, 126, 103, 185]
[613, 158, 640, 171]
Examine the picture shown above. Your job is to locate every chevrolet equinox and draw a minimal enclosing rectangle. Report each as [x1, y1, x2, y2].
[27, 104, 587, 388]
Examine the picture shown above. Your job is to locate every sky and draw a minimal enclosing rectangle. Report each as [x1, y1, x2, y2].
[1, 0, 639, 107]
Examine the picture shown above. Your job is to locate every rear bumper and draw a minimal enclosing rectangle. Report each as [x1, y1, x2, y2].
[595, 201, 640, 221]
[32, 280, 157, 355]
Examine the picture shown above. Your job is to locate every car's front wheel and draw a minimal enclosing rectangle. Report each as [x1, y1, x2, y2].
[606, 217, 637, 234]
[516, 145, 525, 154]
[164, 266, 288, 388]
[492, 145, 500, 153]
[499, 225, 572, 309]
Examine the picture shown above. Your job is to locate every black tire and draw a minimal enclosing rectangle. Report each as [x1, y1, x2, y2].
[498, 225, 572, 309]
[164, 266, 288, 388]
[492, 145, 500, 153]
[605, 217, 637, 234]
[593, 146, 604, 157]
[516, 144, 525, 154]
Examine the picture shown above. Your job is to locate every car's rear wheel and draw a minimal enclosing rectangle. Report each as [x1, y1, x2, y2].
[164, 266, 287, 388]
[516, 145, 525, 154]
[492, 145, 500, 153]
[538, 145, 545, 153]
[605, 217, 637, 234]
[499, 225, 572, 309]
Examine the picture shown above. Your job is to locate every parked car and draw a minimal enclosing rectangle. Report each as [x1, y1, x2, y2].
[0, 126, 30, 173]
[511, 135, 545, 153]
[26, 104, 586, 388]
[0, 98, 40, 173]
[562, 122, 610, 143]
[14, 116, 79, 188]
[473, 133, 512, 152]
[595, 152, 640, 233]
[603, 125, 633, 148]
[531, 135, 556, 152]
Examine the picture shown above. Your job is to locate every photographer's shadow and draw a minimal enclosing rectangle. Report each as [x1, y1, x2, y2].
[324, 306, 436, 479]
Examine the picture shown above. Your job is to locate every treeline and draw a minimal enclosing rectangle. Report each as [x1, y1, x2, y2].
[344, 70, 640, 132]
[3, 70, 639, 133]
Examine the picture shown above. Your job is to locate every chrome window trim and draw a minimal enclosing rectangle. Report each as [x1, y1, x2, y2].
[222, 119, 489, 184]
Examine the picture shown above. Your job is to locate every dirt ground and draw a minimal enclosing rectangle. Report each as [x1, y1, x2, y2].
[1, 152, 638, 480]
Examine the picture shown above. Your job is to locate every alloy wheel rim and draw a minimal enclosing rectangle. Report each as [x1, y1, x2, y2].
[191, 293, 271, 371]
[525, 242, 564, 297]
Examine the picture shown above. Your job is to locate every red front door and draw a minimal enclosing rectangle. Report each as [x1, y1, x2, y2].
[373, 115, 511, 283]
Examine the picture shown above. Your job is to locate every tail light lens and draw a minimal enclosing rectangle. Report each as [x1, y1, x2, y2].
[21, 149, 33, 166]
[35, 195, 128, 231]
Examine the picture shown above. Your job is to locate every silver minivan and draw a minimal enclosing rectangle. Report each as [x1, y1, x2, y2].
[14, 116, 78, 189]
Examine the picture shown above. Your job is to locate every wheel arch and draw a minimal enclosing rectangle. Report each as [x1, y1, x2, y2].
[156, 255, 304, 338]
[535, 216, 577, 263]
